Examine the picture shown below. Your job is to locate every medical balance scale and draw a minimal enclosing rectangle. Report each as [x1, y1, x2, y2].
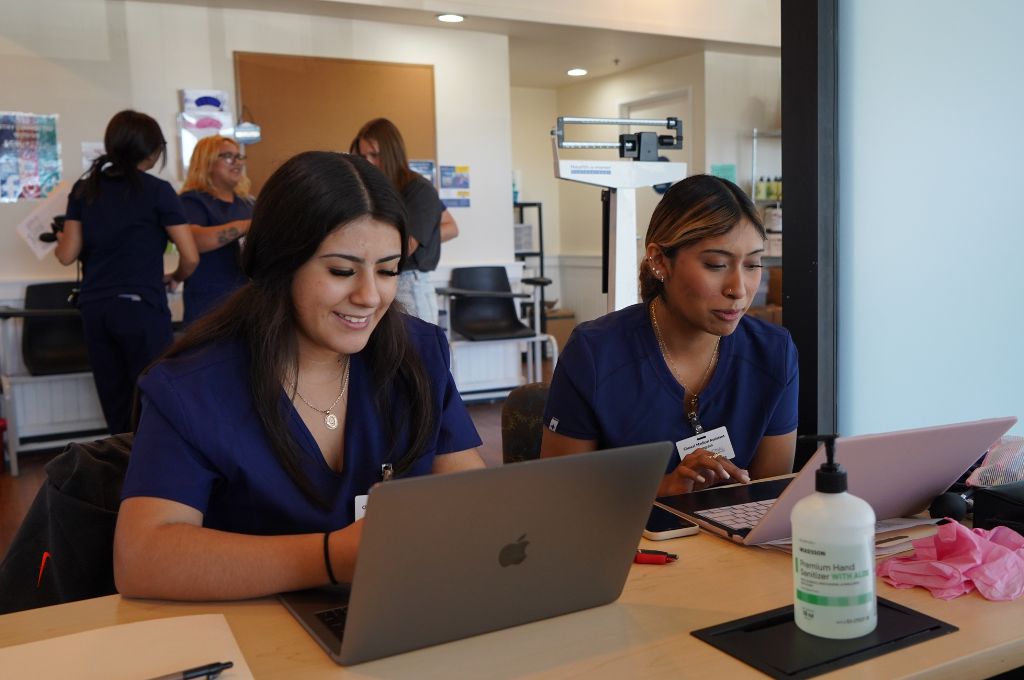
[551, 116, 686, 312]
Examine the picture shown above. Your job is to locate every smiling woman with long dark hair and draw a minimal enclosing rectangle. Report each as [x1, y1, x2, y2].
[113, 151, 483, 601]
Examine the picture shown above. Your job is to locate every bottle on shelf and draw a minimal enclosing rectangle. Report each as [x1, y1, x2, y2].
[755, 177, 768, 201]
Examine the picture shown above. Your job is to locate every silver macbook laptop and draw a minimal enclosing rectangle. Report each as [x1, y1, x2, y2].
[279, 441, 673, 665]
[656, 417, 1016, 546]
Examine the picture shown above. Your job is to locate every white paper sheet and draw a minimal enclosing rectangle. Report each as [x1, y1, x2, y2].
[14, 179, 69, 260]
[0, 614, 254, 680]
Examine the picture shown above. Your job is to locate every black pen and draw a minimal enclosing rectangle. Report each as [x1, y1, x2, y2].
[148, 660, 234, 680]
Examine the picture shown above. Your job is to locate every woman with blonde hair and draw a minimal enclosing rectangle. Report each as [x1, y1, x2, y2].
[179, 135, 255, 324]
[541, 174, 798, 497]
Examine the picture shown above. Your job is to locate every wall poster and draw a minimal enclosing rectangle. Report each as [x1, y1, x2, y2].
[439, 164, 470, 208]
[0, 112, 62, 203]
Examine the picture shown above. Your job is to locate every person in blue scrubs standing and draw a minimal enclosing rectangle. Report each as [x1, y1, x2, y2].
[179, 135, 254, 325]
[541, 175, 798, 497]
[351, 118, 459, 324]
[55, 110, 199, 435]
[113, 151, 484, 601]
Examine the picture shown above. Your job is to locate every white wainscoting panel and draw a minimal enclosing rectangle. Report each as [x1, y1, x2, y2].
[552, 254, 611, 325]
[449, 340, 524, 400]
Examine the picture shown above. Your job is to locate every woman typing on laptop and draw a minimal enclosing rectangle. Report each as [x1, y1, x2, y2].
[113, 152, 484, 600]
[541, 174, 798, 497]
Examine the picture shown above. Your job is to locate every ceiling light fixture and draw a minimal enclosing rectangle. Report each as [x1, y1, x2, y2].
[567, 68, 588, 77]
[437, 14, 464, 23]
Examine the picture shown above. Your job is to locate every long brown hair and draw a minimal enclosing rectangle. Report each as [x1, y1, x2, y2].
[640, 174, 765, 303]
[148, 152, 434, 507]
[349, 118, 416, 190]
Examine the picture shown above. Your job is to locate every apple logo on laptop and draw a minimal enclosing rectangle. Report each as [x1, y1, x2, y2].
[498, 534, 529, 567]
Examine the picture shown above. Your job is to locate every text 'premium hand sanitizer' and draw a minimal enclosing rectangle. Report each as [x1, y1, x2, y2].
[791, 435, 877, 638]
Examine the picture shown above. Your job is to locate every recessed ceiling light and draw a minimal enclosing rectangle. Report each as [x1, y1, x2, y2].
[437, 14, 464, 23]
[567, 68, 588, 77]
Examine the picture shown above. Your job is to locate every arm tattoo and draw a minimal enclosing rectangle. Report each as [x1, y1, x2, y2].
[217, 227, 241, 245]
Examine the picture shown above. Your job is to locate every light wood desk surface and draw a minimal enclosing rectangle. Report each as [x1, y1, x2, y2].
[1, 532, 1021, 679]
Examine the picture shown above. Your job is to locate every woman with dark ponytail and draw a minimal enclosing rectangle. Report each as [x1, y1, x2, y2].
[113, 151, 483, 601]
[55, 110, 198, 435]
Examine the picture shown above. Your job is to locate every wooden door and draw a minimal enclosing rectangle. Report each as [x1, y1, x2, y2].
[234, 52, 436, 193]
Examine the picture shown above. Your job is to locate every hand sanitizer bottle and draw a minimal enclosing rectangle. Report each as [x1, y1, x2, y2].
[791, 435, 877, 638]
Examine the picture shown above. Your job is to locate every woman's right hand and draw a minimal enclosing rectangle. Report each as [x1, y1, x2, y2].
[658, 448, 751, 496]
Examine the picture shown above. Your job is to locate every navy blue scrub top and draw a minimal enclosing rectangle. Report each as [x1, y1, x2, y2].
[180, 190, 252, 294]
[543, 304, 799, 472]
[65, 173, 186, 309]
[122, 316, 482, 534]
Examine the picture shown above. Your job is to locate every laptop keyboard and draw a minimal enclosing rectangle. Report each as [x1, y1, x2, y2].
[315, 605, 349, 640]
[695, 499, 776, 530]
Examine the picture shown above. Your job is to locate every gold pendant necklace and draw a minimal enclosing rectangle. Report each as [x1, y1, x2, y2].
[293, 356, 350, 431]
[650, 299, 719, 433]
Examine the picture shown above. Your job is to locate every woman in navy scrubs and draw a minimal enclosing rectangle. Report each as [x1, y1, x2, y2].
[351, 118, 459, 324]
[55, 110, 199, 435]
[541, 175, 798, 497]
[114, 152, 484, 600]
[179, 135, 254, 325]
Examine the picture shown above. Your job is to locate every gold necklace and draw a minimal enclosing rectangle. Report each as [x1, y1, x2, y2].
[293, 356, 350, 431]
[650, 300, 719, 429]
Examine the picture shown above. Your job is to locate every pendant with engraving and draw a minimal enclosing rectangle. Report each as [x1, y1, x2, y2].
[324, 412, 339, 430]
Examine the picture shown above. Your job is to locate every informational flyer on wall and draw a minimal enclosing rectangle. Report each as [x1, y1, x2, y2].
[81, 141, 105, 172]
[0, 112, 62, 203]
[409, 159, 436, 186]
[439, 164, 470, 208]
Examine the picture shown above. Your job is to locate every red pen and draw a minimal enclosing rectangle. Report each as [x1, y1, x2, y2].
[634, 549, 677, 565]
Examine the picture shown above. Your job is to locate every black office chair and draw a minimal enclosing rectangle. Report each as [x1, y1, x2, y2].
[0, 281, 96, 475]
[436, 266, 558, 385]
[21, 281, 90, 376]
[501, 382, 549, 464]
[443, 266, 537, 341]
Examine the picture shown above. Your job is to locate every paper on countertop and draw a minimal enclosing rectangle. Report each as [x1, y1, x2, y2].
[0, 614, 254, 679]
[759, 517, 942, 556]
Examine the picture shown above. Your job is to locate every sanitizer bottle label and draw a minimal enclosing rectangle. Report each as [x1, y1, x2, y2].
[793, 540, 876, 638]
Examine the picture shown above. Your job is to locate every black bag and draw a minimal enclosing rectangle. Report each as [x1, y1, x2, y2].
[973, 480, 1024, 535]
[0, 434, 131, 614]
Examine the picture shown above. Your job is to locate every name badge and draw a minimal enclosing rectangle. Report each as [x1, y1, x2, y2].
[676, 425, 736, 460]
[354, 494, 369, 521]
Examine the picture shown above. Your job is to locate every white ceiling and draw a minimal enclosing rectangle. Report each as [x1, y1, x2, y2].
[161, 0, 779, 88]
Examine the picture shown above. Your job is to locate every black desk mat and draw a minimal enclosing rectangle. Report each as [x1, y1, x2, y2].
[691, 597, 957, 679]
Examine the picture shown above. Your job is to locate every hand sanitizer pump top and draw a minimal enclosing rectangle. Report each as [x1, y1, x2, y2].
[790, 435, 877, 639]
